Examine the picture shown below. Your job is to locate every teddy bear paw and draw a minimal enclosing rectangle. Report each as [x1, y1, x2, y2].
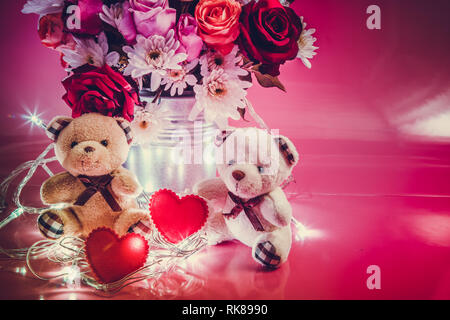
[37, 211, 64, 239]
[253, 241, 282, 269]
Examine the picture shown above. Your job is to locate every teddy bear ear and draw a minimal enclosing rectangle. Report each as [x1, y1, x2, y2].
[274, 135, 299, 167]
[46, 116, 73, 142]
[115, 118, 133, 145]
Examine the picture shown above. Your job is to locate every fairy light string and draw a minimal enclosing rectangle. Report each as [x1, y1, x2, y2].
[0, 110, 305, 294]
[0, 113, 209, 293]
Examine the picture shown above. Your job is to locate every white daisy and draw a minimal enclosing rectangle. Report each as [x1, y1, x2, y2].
[199, 46, 248, 79]
[188, 69, 252, 129]
[60, 33, 120, 71]
[99, 4, 123, 29]
[131, 105, 170, 145]
[297, 17, 318, 69]
[123, 30, 188, 91]
[22, 0, 64, 15]
[161, 60, 198, 96]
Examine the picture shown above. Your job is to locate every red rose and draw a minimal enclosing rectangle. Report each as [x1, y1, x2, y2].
[237, 0, 302, 76]
[62, 65, 139, 121]
[38, 13, 73, 49]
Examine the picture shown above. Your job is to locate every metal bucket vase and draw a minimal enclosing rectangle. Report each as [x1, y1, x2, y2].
[124, 90, 218, 194]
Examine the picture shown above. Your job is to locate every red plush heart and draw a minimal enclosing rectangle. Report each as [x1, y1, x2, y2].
[85, 227, 149, 284]
[149, 189, 209, 244]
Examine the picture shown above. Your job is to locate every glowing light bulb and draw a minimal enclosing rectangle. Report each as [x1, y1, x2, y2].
[63, 265, 81, 289]
[15, 267, 27, 276]
[292, 219, 324, 242]
[23, 112, 47, 129]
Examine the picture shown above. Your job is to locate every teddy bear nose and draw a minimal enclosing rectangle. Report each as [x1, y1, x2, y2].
[232, 170, 246, 181]
[84, 146, 95, 153]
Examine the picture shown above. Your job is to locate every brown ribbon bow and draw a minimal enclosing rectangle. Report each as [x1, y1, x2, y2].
[224, 192, 265, 232]
[74, 174, 122, 212]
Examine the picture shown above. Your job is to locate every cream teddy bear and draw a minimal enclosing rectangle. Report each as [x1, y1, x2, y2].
[194, 127, 299, 269]
[37, 113, 149, 239]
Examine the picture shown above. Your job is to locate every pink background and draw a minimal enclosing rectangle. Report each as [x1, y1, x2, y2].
[0, 0, 449, 142]
[0, 1, 449, 300]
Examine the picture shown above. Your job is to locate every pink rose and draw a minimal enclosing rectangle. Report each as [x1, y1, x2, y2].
[117, 1, 137, 44]
[129, 0, 169, 11]
[195, 0, 241, 55]
[129, 0, 176, 37]
[176, 14, 203, 62]
[38, 12, 76, 68]
[63, 0, 103, 36]
[38, 13, 73, 49]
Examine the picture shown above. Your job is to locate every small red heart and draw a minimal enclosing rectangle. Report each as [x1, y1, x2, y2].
[149, 189, 208, 244]
[85, 227, 149, 284]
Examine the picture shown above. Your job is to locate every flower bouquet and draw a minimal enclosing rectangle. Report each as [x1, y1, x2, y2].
[0, 0, 319, 291]
[22, 0, 318, 192]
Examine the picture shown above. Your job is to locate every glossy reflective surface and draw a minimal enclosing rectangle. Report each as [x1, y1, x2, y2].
[0, 137, 449, 300]
[0, 0, 449, 300]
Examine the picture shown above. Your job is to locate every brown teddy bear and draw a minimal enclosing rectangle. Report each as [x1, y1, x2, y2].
[37, 112, 150, 239]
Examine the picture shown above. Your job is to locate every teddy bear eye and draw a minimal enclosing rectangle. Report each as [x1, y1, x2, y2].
[101, 140, 108, 147]
[70, 141, 78, 149]
[228, 159, 236, 166]
[257, 166, 265, 173]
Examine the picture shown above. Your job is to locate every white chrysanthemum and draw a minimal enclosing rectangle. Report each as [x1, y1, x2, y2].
[237, 0, 252, 5]
[99, 4, 123, 29]
[297, 17, 318, 69]
[200, 46, 248, 79]
[22, 0, 64, 15]
[131, 105, 170, 145]
[123, 31, 188, 91]
[189, 69, 252, 129]
[161, 60, 198, 96]
[60, 33, 120, 71]
[279, 0, 292, 7]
